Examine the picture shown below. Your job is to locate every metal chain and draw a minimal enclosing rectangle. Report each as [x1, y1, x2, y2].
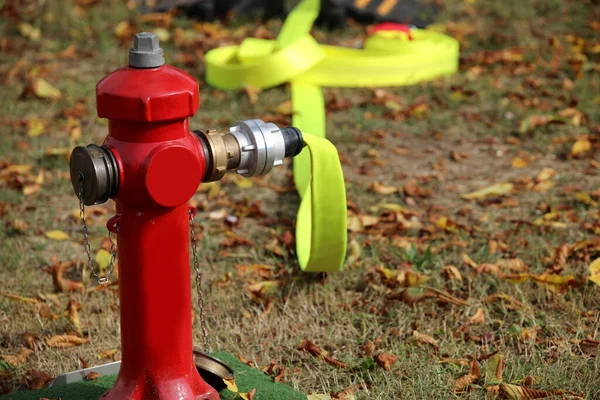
[78, 175, 116, 285]
[189, 209, 210, 353]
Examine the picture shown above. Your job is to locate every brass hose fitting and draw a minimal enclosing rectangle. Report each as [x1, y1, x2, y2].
[195, 119, 304, 183]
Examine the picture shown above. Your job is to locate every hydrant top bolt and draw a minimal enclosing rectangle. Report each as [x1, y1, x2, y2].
[129, 32, 165, 69]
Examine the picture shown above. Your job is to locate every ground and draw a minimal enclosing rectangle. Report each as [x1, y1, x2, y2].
[0, 0, 599, 399]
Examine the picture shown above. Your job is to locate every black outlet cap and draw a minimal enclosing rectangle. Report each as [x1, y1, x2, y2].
[281, 127, 304, 158]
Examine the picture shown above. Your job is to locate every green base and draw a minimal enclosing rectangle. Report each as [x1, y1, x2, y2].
[1, 352, 306, 400]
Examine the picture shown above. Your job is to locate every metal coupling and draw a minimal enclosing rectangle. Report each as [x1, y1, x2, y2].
[69, 144, 120, 205]
[194, 119, 304, 182]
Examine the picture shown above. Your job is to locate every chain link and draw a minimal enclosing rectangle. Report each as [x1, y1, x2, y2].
[78, 175, 116, 285]
[189, 209, 210, 354]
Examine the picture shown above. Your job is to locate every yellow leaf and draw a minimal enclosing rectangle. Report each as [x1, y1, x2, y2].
[222, 377, 239, 393]
[535, 167, 556, 182]
[152, 27, 170, 42]
[511, 157, 529, 168]
[32, 78, 62, 100]
[484, 354, 503, 386]
[230, 174, 254, 188]
[45, 230, 69, 241]
[589, 258, 600, 286]
[95, 249, 111, 272]
[18, 22, 41, 41]
[575, 192, 598, 208]
[114, 20, 133, 39]
[571, 137, 591, 156]
[27, 118, 45, 137]
[532, 180, 555, 192]
[532, 273, 577, 294]
[307, 395, 332, 400]
[461, 183, 513, 200]
[240, 388, 257, 400]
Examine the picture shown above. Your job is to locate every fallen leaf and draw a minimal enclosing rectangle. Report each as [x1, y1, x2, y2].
[461, 183, 513, 200]
[484, 354, 503, 386]
[575, 192, 598, 208]
[18, 22, 41, 40]
[532, 272, 578, 294]
[369, 182, 398, 195]
[499, 382, 558, 399]
[374, 352, 398, 371]
[453, 358, 481, 393]
[469, 308, 486, 324]
[571, 137, 591, 156]
[535, 168, 556, 182]
[45, 230, 69, 241]
[2, 347, 34, 366]
[412, 330, 439, 352]
[27, 118, 45, 137]
[46, 334, 89, 348]
[84, 371, 100, 380]
[44, 259, 84, 293]
[24, 369, 53, 389]
[518, 114, 563, 134]
[223, 376, 238, 392]
[442, 265, 462, 282]
[65, 300, 82, 335]
[97, 349, 119, 360]
[95, 249, 111, 271]
[588, 258, 600, 286]
[2, 292, 39, 304]
[32, 78, 62, 100]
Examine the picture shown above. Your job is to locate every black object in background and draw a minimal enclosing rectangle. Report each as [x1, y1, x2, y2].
[143, 0, 438, 28]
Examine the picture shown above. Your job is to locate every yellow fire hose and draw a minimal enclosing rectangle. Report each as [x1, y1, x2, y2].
[205, 0, 459, 273]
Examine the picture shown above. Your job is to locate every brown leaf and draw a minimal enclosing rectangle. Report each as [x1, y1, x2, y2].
[412, 331, 439, 352]
[469, 308, 486, 324]
[297, 340, 323, 358]
[2, 292, 39, 304]
[499, 383, 557, 399]
[97, 349, 119, 360]
[65, 300, 82, 335]
[45, 334, 89, 348]
[24, 369, 53, 389]
[2, 347, 33, 366]
[369, 182, 398, 195]
[44, 259, 84, 293]
[442, 265, 462, 282]
[453, 358, 481, 392]
[374, 352, 398, 371]
[240, 388, 257, 400]
[84, 372, 100, 381]
[322, 355, 348, 369]
[550, 244, 569, 273]
[22, 333, 40, 350]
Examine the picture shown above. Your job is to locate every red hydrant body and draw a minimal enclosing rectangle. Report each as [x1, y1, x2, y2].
[96, 65, 218, 400]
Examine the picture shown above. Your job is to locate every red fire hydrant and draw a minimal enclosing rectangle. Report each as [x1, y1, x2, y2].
[69, 32, 304, 400]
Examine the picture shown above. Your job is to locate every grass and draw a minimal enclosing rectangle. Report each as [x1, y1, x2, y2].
[1, 0, 600, 399]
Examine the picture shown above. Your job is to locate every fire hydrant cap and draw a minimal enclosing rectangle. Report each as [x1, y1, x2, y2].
[129, 32, 165, 68]
[96, 66, 199, 122]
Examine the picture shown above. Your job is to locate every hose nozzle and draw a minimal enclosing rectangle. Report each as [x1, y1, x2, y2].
[195, 119, 304, 182]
